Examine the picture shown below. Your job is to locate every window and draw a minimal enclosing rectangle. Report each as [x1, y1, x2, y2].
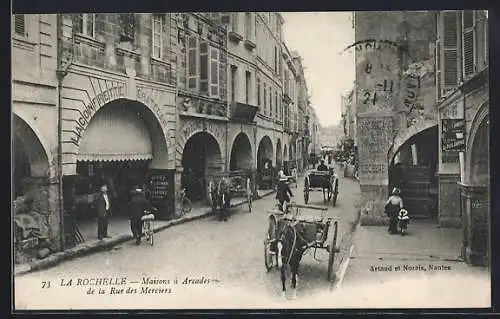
[275, 89, 278, 118]
[230, 65, 238, 102]
[264, 83, 267, 115]
[245, 71, 251, 104]
[119, 13, 135, 42]
[462, 10, 476, 78]
[152, 15, 163, 59]
[187, 36, 220, 97]
[269, 87, 273, 117]
[245, 13, 252, 39]
[75, 14, 95, 37]
[231, 13, 239, 33]
[14, 15, 26, 36]
[257, 77, 261, 107]
[274, 47, 278, 73]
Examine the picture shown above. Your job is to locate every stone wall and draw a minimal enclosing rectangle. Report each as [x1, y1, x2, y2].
[438, 173, 461, 228]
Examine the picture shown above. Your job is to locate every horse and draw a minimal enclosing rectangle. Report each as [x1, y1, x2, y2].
[209, 177, 232, 222]
[276, 220, 308, 299]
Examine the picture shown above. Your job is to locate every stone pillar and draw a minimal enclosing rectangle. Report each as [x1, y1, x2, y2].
[357, 115, 394, 225]
[458, 183, 489, 266]
[22, 176, 62, 252]
[437, 173, 461, 228]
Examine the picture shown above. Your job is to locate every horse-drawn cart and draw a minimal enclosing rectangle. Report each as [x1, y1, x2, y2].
[264, 203, 339, 282]
[208, 171, 253, 218]
[303, 169, 339, 206]
[227, 170, 253, 212]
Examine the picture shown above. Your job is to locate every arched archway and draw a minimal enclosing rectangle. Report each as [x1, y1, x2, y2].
[276, 139, 283, 170]
[72, 99, 169, 221]
[230, 132, 253, 171]
[13, 114, 50, 200]
[388, 125, 438, 219]
[257, 135, 274, 169]
[182, 132, 223, 201]
[468, 115, 489, 185]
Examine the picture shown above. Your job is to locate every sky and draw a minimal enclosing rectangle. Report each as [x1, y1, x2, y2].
[281, 12, 355, 128]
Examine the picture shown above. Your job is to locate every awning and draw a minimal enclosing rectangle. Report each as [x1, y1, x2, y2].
[229, 102, 259, 123]
[77, 108, 153, 162]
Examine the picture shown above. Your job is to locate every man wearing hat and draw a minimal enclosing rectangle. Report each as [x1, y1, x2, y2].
[129, 185, 156, 245]
[276, 170, 293, 212]
[96, 184, 111, 240]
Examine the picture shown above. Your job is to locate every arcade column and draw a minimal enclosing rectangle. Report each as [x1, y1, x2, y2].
[357, 115, 394, 225]
[458, 183, 489, 267]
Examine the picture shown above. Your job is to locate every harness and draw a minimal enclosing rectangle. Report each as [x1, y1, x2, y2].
[278, 221, 309, 266]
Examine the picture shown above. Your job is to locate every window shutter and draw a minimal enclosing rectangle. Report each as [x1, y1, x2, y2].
[231, 13, 239, 33]
[86, 14, 95, 37]
[435, 40, 442, 99]
[257, 77, 261, 107]
[187, 36, 199, 90]
[209, 47, 219, 97]
[14, 14, 26, 36]
[463, 10, 476, 78]
[442, 11, 459, 88]
[199, 40, 209, 94]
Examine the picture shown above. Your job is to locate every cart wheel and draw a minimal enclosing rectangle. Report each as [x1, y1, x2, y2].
[332, 181, 339, 207]
[247, 178, 252, 213]
[304, 178, 309, 205]
[327, 221, 339, 281]
[264, 215, 278, 271]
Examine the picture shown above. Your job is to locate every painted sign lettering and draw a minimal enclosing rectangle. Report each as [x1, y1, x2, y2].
[441, 119, 465, 163]
[69, 85, 126, 146]
[342, 39, 404, 54]
[137, 87, 169, 128]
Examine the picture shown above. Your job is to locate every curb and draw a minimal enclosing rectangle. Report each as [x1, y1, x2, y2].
[14, 189, 276, 277]
[332, 208, 362, 290]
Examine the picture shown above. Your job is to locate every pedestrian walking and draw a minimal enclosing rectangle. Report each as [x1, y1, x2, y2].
[96, 184, 111, 240]
[276, 170, 293, 211]
[385, 187, 403, 234]
[129, 185, 155, 245]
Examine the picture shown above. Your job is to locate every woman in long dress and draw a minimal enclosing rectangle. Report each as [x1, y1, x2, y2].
[385, 187, 403, 234]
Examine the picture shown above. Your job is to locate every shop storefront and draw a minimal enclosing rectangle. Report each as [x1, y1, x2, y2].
[59, 72, 176, 248]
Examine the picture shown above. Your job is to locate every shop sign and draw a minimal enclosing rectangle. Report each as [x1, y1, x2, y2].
[146, 169, 175, 218]
[69, 85, 126, 146]
[441, 119, 465, 163]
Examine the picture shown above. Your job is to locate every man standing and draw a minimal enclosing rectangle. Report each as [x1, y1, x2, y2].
[317, 160, 328, 171]
[129, 185, 155, 245]
[96, 184, 111, 240]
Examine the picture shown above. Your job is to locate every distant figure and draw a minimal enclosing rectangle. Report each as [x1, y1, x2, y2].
[317, 160, 328, 171]
[276, 171, 293, 211]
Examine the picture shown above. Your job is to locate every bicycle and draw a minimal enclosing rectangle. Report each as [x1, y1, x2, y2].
[141, 209, 156, 246]
[175, 188, 192, 218]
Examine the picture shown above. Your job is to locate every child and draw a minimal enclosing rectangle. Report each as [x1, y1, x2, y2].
[397, 208, 410, 235]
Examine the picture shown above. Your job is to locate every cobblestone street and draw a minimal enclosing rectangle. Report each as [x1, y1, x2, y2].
[14, 172, 361, 309]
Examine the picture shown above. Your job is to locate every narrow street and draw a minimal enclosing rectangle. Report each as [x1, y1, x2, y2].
[15, 171, 361, 309]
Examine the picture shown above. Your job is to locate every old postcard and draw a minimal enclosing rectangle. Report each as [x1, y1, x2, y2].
[12, 11, 491, 310]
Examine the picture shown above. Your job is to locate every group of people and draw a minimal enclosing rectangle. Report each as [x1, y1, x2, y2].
[94, 183, 156, 244]
[385, 187, 410, 235]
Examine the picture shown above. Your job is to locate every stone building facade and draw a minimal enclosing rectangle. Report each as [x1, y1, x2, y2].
[435, 10, 489, 266]
[12, 14, 61, 255]
[354, 11, 438, 225]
